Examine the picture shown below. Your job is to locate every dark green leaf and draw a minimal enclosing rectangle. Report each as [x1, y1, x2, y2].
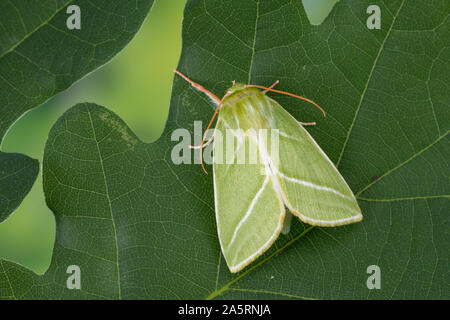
[0, 153, 38, 223]
[1, 0, 449, 299]
[0, 0, 154, 221]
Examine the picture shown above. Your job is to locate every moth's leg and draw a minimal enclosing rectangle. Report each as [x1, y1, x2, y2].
[298, 121, 316, 126]
[191, 90, 231, 150]
[281, 211, 293, 235]
[199, 91, 231, 174]
[189, 134, 214, 149]
[262, 80, 280, 93]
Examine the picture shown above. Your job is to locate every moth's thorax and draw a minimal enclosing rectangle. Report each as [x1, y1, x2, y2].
[220, 86, 271, 130]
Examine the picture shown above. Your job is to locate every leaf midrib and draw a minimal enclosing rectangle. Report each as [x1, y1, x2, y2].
[247, 0, 259, 84]
[336, 0, 406, 167]
[87, 109, 122, 300]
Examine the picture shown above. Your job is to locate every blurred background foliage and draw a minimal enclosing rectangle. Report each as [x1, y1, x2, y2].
[0, 0, 337, 274]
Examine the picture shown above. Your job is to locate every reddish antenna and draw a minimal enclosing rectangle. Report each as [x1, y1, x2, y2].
[245, 84, 326, 117]
[174, 70, 229, 174]
[174, 70, 221, 104]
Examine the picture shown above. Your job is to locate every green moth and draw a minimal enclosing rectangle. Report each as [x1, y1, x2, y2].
[175, 70, 362, 273]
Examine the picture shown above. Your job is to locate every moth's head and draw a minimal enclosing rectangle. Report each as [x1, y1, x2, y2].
[228, 81, 247, 94]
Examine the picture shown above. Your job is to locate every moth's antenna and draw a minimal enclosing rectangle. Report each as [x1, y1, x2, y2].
[174, 70, 221, 105]
[174, 70, 230, 174]
[245, 84, 326, 117]
[262, 80, 279, 93]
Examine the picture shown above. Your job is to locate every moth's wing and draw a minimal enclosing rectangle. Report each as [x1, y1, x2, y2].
[264, 98, 362, 226]
[213, 112, 285, 273]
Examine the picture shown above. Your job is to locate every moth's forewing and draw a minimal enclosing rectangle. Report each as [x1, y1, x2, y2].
[263, 98, 362, 226]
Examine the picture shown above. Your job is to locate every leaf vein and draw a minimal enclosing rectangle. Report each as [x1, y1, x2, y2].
[336, 0, 406, 168]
